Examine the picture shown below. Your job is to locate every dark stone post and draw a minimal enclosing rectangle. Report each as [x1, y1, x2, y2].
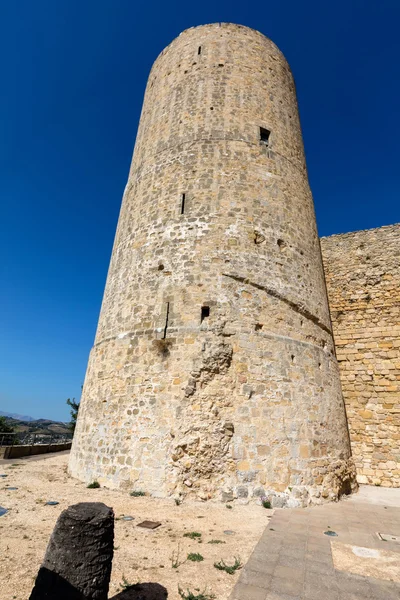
[30, 502, 114, 600]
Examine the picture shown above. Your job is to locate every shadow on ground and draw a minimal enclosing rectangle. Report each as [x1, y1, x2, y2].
[110, 582, 168, 600]
[29, 568, 167, 600]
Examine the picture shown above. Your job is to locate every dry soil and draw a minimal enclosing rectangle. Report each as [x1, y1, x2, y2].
[0, 453, 271, 600]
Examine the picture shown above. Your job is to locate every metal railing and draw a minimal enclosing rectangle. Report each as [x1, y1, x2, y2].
[0, 431, 73, 449]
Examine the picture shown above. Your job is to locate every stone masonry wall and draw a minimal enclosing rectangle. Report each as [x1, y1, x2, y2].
[321, 225, 400, 487]
[69, 23, 356, 506]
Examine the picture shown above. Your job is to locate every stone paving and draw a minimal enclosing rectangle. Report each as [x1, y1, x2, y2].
[230, 486, 400, 600]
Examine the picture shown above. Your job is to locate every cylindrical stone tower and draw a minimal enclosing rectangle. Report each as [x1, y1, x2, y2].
[69, 23, 356, 506]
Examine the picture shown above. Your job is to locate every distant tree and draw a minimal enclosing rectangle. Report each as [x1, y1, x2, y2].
[66, 398, 80, 434]
[0, 416, 14, 434]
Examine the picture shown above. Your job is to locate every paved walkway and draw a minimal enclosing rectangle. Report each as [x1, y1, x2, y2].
[230, 486, 400, 600]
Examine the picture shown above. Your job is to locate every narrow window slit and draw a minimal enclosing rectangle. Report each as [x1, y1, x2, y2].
[201, 306, 210, 322]
[198, 46, 202, 55]
[180, 193, 186, 214]
[260, 127, 271, 146]
[163, 302, 170, 339]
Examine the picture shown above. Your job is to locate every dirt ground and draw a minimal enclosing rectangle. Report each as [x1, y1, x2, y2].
[0, 453, 271, 600]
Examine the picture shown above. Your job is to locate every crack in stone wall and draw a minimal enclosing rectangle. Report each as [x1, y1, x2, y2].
[222, 272, 332, 335]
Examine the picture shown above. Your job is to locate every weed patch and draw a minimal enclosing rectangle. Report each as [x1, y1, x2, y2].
[178, 586, 215, 600]
[214, 557, 242, 574]
[187, 552, 204, 562]
[121, 576, 140, 591]
[171, 545, 185, 569]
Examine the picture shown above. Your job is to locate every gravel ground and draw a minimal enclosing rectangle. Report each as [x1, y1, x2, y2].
[0, 453, 271, 600]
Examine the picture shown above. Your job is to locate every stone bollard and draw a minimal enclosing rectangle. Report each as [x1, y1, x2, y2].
[30, 502, 114, 600]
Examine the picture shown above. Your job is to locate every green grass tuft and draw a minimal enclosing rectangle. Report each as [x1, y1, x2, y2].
[130, 490, 146, 497]
[87, 481, 100, 489]
[183, 531, 202, 539]
[187, 552, 204, 562]
[208, 539, 225, 544]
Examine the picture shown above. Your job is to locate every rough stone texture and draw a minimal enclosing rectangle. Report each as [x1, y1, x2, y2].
[29, 502, 114, 600]
[321, 224, 400, 488]
[69, 23, 356, 506]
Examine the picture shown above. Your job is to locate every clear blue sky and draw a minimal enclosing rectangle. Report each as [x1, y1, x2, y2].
[1, 1, 399, 421]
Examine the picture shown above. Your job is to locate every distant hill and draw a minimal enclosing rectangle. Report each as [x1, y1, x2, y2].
[0, 410, 36, 422]
[0, 413, 70, 436]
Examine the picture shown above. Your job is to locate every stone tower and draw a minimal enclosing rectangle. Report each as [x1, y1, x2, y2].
[69, 23, 356, 506]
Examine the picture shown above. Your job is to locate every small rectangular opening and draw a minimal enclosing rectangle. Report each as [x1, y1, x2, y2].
[260, 127, 270, 146]
[201, 306, 210, 322]
[198, 46, 202, 55]
[180, 193, 186, 215]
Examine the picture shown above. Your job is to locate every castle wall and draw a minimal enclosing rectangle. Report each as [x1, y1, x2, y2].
[321, 225, 400, 487]
[69, 23, 355, 506]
